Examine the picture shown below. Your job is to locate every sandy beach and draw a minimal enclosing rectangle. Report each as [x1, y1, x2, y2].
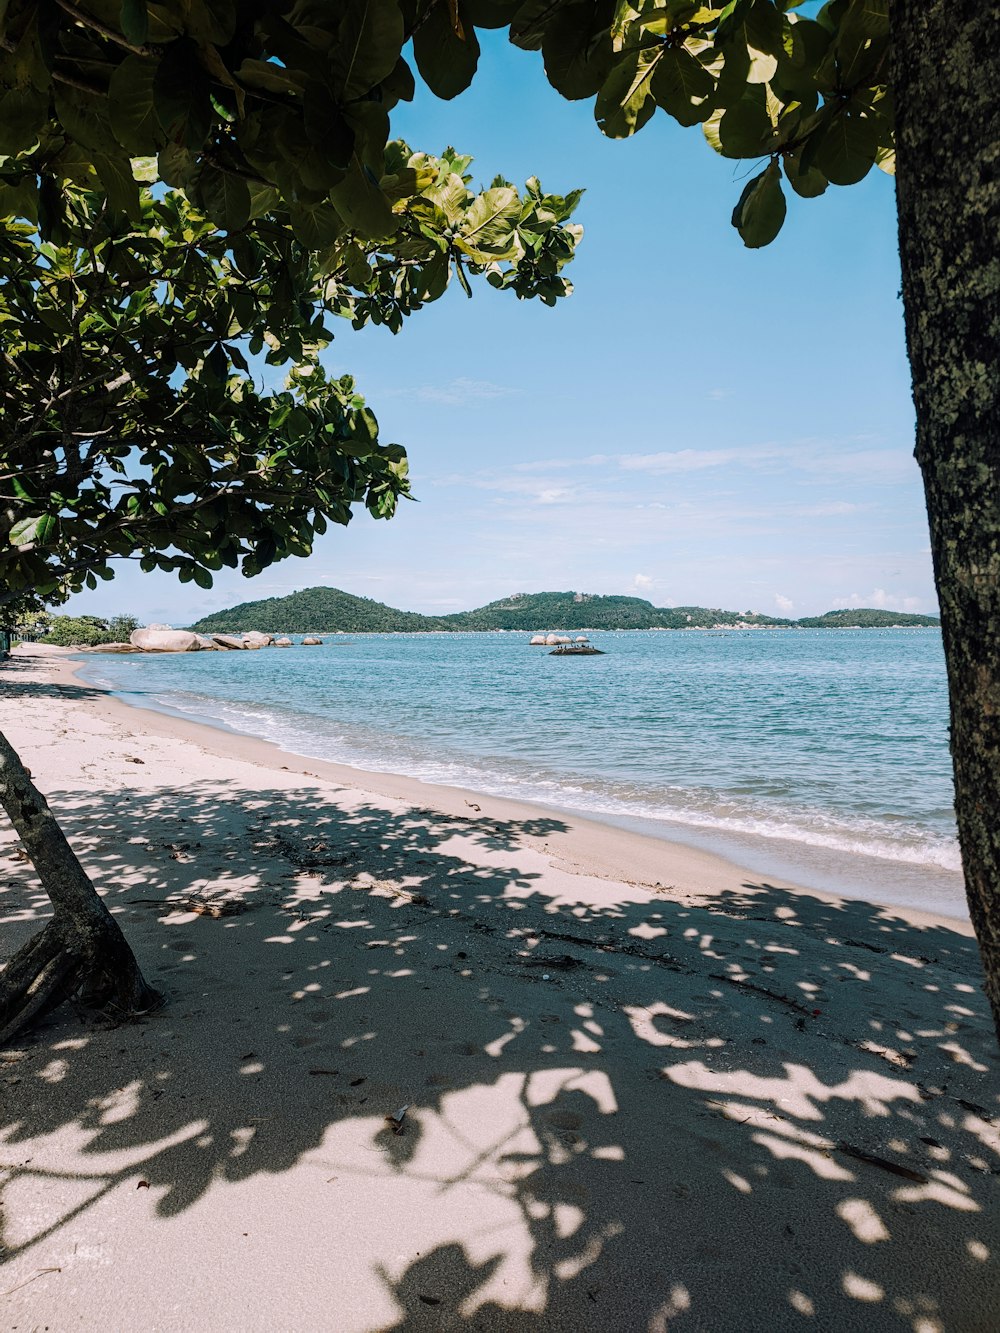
[1, 643, 997, 1331]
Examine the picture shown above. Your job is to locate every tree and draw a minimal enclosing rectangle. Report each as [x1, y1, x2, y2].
[0, 14, 583, 1041]
[1, 0, 997, 1042]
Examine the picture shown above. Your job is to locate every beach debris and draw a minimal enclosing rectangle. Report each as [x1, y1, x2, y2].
[418, 1295, 441, 1306]
[956, 1097, 996, 1123]
[524, 953, 583, 972]
[0, 1268, 62, 1298]
[125, 755, 145, 764]
[835, 1141, 928, 1183]
[465, 801, 481, 812]
[386, 1104, 409, 1135]
[350, 1077, 366, 1086]
[309, 1068, 340, 1076]
[140, 893, 251, 918]
[136, 1179, 150, 1189]
[709, 971, 814, 1016]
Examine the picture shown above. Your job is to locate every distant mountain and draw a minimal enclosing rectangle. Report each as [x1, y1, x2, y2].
[794, 608, 942, 628]
[191, 587, 450, 635]
[440, 591, 789, 630]
[190, 587, 940, 635]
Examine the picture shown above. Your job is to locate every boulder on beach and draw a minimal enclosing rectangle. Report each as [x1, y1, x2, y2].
[212, 634, 245, 650]
[130, 628, 199, 653]
[243, 631, 273, 647]
[301, 635, 323, 646]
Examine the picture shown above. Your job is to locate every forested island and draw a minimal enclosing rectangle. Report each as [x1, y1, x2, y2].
[190, 588, 941, 635]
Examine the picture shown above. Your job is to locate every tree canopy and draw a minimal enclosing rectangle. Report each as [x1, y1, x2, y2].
[0, 156, 581, 609]
[0, 0, 892, 253]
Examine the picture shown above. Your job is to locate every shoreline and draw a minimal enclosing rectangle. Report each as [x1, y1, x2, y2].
[1, 642, 996, 1331]
[72, 644, 968, 926]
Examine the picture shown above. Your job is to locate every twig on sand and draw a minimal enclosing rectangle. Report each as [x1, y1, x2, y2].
[709, 972, 814, 1016]
[0, 1267, 62, 1298]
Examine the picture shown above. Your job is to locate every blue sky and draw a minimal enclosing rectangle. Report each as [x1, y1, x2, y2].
[65, 33, 932, 624]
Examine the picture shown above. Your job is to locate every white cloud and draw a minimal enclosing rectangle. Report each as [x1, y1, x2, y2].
[774, 593, 795, 613]
[414, 377, 514, 406]
[617, 448, 753, 474]
[633, 574, 653, 590]
[838, 588, 928, 612]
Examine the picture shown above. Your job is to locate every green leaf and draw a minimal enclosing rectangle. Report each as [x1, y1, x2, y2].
[120, 0, 149, 46]
[542, 6, 613, 101]
[783, 145, 827, 198]
[651, 45, 714, 127]
[732, 159, 786, 247]
[413, 3, 481, 100]
[718, 84, 775, 157]
[94, 154, 143, 221]
[457, 185, 521, 259]
[196, 162, 251, 231]
[0, 174, 38, 223]
[154, 39, 212, 150]
[158, 142, 198, 187]
[809, 108, 879, 185]
[9, 514, 60, 547]
[0, 87, 47, 155]
[331, 0, 405, 100]
[52, 89, 120, 155]
[109, 55, 164, 155]
[596, 47, 662, 139]
[329, 158, 394, 239]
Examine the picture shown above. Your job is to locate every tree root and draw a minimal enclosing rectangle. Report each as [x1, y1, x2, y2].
[0, 916, 163, 1047]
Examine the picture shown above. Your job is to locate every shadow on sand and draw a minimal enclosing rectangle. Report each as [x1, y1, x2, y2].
[1, 769, 997, 1330]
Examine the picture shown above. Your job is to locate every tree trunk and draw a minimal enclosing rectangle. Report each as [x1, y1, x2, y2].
[0, 728, 162, 1044]
[893, 1, 1000, 1040]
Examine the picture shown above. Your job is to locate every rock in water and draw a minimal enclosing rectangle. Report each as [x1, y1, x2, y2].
[301, 636, 323, 646]
[243, 631, 273, 648]
[212, 634, 245, 650]
[130, 628, 199, 653]
[275, 637, 293, 647]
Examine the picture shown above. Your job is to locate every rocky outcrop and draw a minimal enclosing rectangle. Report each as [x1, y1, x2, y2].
[130, 628, 200, 653]
[529, 635, 547, 645]
[275, 637, 293, 647]
[212, 634, 245, 650]
[243, 631, 273, 648]
[301, 636, 323, 646]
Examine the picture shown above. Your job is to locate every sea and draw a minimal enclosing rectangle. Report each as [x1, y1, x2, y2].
[76, 628, 967, 919]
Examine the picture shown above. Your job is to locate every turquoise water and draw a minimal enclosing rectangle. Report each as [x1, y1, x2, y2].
[77, 628, 966, 916]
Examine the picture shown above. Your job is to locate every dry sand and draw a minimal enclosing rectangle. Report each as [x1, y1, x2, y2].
[0, 644, 997, 1332]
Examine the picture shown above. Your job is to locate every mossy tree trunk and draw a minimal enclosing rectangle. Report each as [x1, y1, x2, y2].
[894, 1, 1000, 1040]
[0, 729, 161, 1044]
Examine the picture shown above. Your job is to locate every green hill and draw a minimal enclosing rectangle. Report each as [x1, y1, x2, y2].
[794, 608, 941, 628]
[189, 587, 940, 635]
[441, 591, 789, 630]
[191, 587, 449, 634]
